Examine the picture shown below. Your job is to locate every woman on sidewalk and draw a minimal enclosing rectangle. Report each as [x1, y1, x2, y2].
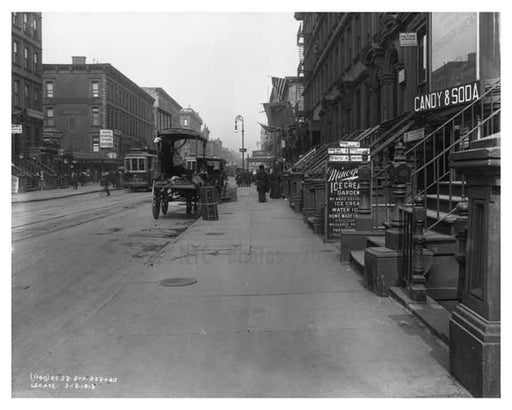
[255, 165, 270, 203]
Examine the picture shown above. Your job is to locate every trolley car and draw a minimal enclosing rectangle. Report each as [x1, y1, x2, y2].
[123, 149, 157, 191]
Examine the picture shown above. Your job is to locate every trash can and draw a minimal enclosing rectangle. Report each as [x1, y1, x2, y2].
[200, 186, 219, 221]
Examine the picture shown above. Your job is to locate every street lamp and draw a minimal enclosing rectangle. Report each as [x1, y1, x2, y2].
[234, 115, 246, 171]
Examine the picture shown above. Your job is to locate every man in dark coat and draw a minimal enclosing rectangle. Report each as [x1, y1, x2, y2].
[100, 172, 110, 196]
[255, 165, 270, 203]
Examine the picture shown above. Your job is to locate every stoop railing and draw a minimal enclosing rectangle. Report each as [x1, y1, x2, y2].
[406, 80, 501, 223]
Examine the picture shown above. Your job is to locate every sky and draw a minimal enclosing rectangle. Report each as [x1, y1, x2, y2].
[42, 12, 300, 154]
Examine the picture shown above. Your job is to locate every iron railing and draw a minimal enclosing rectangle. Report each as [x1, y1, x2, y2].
[407, 80, 501, 221]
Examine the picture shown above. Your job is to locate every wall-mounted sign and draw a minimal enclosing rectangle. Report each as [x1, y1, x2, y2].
[12, 175, 19, 193]
[399, 32, 418, 47]
[107, 152, 117, 159]
[414, 81, 480, 112]
[403, 128, 425, 143]
[398, 69, 406, 84]
[99, 129, 114, 148]
[12, 124, 22, 134]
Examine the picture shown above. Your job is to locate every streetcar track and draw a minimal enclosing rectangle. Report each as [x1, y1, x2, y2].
[12, 196, 150, 229]
[12, 198, 152, 242]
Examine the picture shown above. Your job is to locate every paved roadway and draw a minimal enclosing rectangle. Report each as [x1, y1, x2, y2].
[12, 189, 199, 395]
[11, 185, 470, 398]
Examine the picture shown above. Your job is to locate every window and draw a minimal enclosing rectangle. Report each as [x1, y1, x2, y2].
[13, 41, 18, 64]
[431, 13, 477, 92]
[45, 81, 54, 98]
[12, 12, 17, 26]
[13, 80, 20, 107]
[69, 117, 75, 130]
[91, 80, 100, 98]
[46, 107, 54, 126]
[24, 47, 29, 70]
[417, 29, 427, 85]
[92, 106, 100, 126]
[33, 52, 38, 73]
[34, 87, 39, 105]
[23, 13, 28, 31]
[92, 137, 100, 152]
[24, 84, 29, 107]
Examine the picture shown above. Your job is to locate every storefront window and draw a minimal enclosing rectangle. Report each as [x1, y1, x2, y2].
[431, 12, 477, 92]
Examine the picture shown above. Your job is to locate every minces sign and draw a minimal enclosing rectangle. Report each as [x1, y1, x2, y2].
[414, 81, 479, 112]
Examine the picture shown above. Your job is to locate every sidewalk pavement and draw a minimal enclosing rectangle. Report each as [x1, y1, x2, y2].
[24, 185, 470, 397]
[11, 184, 120, 204]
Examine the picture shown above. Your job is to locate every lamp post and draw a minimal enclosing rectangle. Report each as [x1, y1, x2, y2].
[234, 115, 245, 171]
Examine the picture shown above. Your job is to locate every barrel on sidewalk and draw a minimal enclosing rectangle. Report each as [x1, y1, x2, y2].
[200, 186, 219, 221]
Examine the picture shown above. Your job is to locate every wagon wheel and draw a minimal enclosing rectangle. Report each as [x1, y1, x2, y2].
[152, 182, 161, 219]
[161, 191, 169, 215]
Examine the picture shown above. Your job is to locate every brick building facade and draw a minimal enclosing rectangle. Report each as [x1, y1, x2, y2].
[43, 57, 154, 172]
[12, 12, 44, 162]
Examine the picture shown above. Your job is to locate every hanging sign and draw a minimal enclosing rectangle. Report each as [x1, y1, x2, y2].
[339, 141, 360, 148]
[414, 81, 480, 112]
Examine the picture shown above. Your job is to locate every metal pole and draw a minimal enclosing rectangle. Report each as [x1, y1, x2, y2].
[242, 119, 245, 171]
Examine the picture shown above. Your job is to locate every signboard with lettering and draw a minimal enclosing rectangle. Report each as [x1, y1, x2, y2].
[12, 125, 22, 134]
[99, 129, 114, 148]
[12, 175, 19, 193]
[399, 32, 418, 47]
[339, 141, 360, 148]
[403, 128, 425, 143]
[414, 81, 480, 112]
[324, 142, 366, 242]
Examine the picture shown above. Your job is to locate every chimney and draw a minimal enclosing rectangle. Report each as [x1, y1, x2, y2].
[72, 56, 87, 65]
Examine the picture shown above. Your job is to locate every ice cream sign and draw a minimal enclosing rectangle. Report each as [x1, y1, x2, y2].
[414, 81, 479, 112]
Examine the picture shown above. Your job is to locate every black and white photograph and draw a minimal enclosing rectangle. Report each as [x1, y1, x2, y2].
[6, 0, 505, 402]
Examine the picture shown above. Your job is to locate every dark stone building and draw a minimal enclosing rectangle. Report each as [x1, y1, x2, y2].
[42, 57, 155, 174]
[11, 12, 44, 164]
[293, 12, 501, 397]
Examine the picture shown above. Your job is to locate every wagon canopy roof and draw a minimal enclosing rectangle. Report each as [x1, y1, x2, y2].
[157, 127, 207, 143]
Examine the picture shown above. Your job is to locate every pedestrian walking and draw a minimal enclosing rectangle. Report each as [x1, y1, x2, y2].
[255, 165, 270, 203]
[100, 172, 110, 196]
[71, 173, 78, 190]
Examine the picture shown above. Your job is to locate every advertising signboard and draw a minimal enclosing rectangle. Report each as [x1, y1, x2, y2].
[324, 143, 367, 242]
[413, 81, 479, 112]
[12, 125, 22, 134]
[99, 129, 114, 148]
[12, 175, 19, 193]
